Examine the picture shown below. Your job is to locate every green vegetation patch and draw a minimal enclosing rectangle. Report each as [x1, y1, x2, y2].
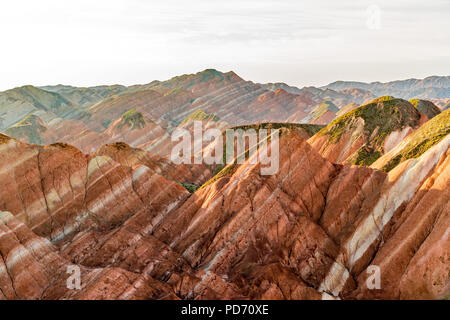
[382, 109, 450, 172]
[200, 69, 224, 82]
[231, 122, 324, 137]
[319, 98, 421, 145]
[179, 182, 200, 193]
[199, 163, 238, 190]
[349, 146, 381, 166]
[182, 109, 219, 123]
[118, 109, 146, 130]
[369, 96, 395, 103]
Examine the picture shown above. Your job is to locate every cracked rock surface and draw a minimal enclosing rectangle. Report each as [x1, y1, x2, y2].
[0, 128, 448, 300]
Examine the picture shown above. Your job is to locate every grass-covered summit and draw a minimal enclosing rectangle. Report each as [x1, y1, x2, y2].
[375, 109, 450, 171]
[118, 109, 147, 130]
[314, 96, 423, 166]
[182, 109, 219, 123]
[4, 114, 47, 144]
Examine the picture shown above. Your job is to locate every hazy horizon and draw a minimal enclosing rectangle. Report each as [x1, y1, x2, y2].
[1, 0, 449, 91]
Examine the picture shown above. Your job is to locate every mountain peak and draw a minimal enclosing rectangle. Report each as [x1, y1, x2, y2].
[118, 109, 147, 130]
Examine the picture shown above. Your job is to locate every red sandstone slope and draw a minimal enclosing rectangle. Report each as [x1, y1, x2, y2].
[0, 134, 189, 242]
[353, 146, 449, 299]
[88, 70, 319, 128]
[95, 142, 213, 186]
[0, 120, 448, 300]
[308, 97, 428, 166]
[0, 211, 175, 300]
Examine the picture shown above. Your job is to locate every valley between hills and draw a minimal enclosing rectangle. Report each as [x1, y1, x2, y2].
[0, 69, 448, 300]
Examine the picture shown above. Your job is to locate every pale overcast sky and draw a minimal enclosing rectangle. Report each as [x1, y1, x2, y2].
[0, 0, 449, 90]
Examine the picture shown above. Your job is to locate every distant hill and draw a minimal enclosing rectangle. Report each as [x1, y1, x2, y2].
[3, 114, 47, 144]
[309, 100, 339, 125]
[1, 70, 449, 159]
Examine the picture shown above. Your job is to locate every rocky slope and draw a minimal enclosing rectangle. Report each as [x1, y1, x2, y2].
[409, 99, 441, 119]
[95, 142, 213, 186]
[323, 76, 450, 100]
[351, 136, 449, 299]
[0, 71, 449, 301]
[309, 101, 339, 125]
[372, 109, 450, 171]
[0, 210, 176, 300]
[0, 121, 448, 300]
[0, 134, 189, 241]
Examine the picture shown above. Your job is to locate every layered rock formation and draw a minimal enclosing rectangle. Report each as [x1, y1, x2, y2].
[0, 134, 189, 241]
[0, 210, 175, 300]
[0, 69, 388, 156]
[95, 142, 213, 186]
[0, 70, 449, 301]
[372, 109, 450, 171]
[0, 121, 447, 300]
[308, 97, 428, 166]
[409, 99, 441, 119]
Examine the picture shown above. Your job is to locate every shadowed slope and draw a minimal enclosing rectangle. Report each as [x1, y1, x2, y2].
[372, 109, 450, 171]
[308, 97, 427, 165]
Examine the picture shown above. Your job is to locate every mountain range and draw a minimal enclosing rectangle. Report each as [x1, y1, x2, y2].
[0, 69, 448, 300]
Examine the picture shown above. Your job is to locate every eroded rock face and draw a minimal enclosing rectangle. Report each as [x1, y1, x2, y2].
[0, 127, 448, 300]
[0, 211, 175, 300]
[1, 70, 344, 157]
[308, 97, 427, 166]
